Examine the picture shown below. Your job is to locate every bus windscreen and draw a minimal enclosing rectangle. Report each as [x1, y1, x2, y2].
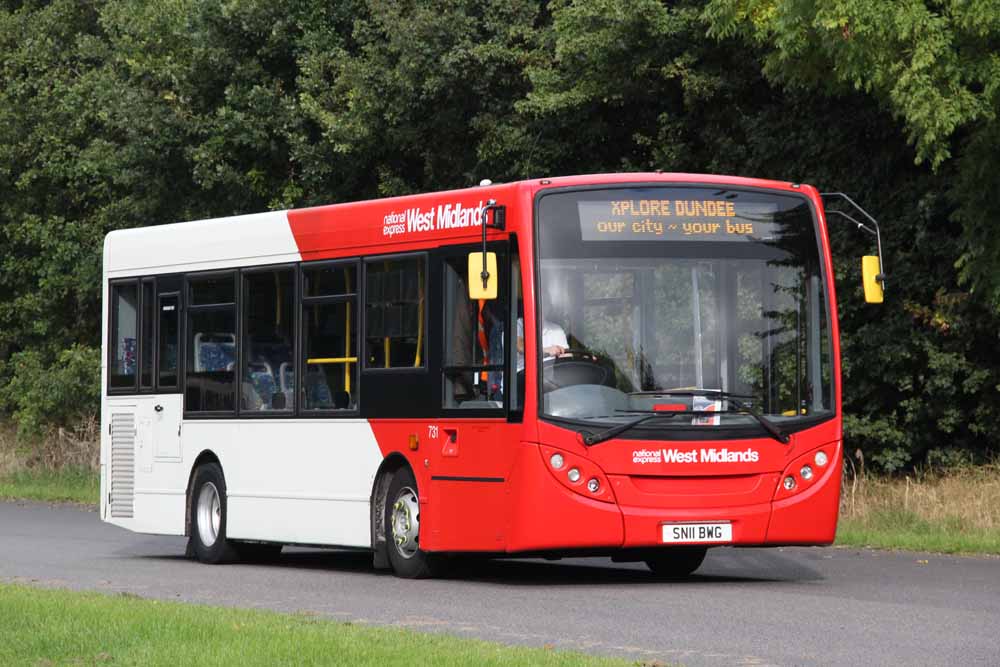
[537, 185, 834, 438]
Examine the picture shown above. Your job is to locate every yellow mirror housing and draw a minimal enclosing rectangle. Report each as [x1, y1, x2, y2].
[468, 251, 498, 300]
[862, 255, 883, 304]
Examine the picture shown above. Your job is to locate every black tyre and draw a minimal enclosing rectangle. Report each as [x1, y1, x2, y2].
[645, 547, 708, 579]
[384, 467, 440, 579]
[188, 462, 240, 564]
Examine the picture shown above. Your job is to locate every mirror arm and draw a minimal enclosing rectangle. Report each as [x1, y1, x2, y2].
[479, 198, 504, 290]
[821, 192, 887, 289]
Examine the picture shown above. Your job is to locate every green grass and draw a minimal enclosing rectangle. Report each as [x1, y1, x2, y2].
[837, 509, 1000, 555]
[0, 584, 636, 667]
[0, 467, 98, 504]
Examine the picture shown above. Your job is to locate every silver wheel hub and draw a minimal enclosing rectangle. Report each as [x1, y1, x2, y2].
[391, 486, 420, 559]
[197, 482, 221, 547]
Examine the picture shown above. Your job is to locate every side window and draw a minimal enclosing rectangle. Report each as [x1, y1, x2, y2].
[158, 293, 179, 389]
[442, 254, 506, 409]
[109, 282, 138, 390]
[365, 257, 426, 369]
[185, 273, 236, 412]
[140, 280, 154, 389]
[302, 262, 358, 411]
[242, 269, 295, 412]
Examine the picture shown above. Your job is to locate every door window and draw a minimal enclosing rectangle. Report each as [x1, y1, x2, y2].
[442, 254, 506, 409]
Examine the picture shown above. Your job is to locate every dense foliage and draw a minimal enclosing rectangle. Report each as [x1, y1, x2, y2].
[1, 0, 997, 468]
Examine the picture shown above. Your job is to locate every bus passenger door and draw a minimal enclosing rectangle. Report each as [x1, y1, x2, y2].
[427, 244, 517, 551]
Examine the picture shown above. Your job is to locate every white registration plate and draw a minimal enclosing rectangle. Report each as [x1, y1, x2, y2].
[661, 522, 732, 544]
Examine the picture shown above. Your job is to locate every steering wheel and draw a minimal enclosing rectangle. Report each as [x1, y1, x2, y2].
[542, 348, 611, 391]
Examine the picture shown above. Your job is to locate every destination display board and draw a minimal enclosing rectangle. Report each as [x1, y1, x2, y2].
[579, 198, 780, 242]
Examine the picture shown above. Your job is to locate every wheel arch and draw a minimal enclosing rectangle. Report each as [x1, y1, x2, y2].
[369, 453, 412, 569]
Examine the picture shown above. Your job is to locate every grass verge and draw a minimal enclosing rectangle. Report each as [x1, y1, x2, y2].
[0, 466, 99, 504]
[0, 583, 635, 667]
[837, 512, 1000, 554]
[836, 463, 1000, 555]
[0, 421, 99, 504]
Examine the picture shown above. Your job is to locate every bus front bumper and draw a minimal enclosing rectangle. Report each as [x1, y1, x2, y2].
[505, 440, 842, 553]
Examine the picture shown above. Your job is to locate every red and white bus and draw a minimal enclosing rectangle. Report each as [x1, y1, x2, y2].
[101, 173, 880, 578]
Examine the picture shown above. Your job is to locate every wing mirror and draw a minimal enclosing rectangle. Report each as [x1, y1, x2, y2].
[862, 255, 884, 304]
[467, 251, 498, 300]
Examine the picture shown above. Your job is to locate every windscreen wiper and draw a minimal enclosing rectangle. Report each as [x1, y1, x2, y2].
[581, 413, 679, 446]
[627, 389, 790, 444]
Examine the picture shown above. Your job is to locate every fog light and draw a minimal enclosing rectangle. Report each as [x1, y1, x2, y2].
[587, 478, 600, 493]
[814, 451, 828, 467]
[800, 465, 814, 480]
[783, 476, 796, 490]
[567, 468, 581, 483]
[550, 454, 564, 469]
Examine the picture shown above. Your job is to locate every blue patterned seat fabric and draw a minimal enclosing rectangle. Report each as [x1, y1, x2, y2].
[249, 368, 277, 409]
[306, 370, 335, 408]
[199, 342, 235, 372]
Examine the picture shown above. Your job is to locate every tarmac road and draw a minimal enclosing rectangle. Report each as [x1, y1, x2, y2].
[2, 501, 998, 666]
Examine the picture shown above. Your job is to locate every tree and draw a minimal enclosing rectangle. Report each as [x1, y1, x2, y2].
[704, 0, 1000, 308]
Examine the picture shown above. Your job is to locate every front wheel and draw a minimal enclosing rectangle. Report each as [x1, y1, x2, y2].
[384, 467, 441, 579]
[188, 462, 240, 564]
[645, 547, 708, 579]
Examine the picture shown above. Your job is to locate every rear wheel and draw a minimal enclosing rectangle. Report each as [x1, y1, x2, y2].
[384, 467, 440, 579]
[645, 547, 708, 579]
[188, 462, 239, 564]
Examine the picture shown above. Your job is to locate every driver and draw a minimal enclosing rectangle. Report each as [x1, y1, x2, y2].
[516, 317, 569, 372]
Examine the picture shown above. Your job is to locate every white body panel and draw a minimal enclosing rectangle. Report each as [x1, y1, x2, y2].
[189, 419, 383, 546]
[103, 210, 299, 278]
[105, 395, 187, 535]
[102, 407, 383, 547]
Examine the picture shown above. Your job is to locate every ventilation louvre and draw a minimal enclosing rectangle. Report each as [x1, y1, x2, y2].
[110, 412, 136, 518]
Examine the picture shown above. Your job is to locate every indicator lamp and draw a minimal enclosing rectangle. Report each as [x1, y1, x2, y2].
[815, 451, 828, 467]
[800, 465, 814, 481]
[549, 454, 564, 469]
[567, 468, 581, 483]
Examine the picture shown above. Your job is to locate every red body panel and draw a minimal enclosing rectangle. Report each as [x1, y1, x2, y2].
[506, 442, 625, 551]
[287, 173, 844, 554]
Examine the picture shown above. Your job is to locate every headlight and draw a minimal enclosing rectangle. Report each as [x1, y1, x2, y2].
[549, 453, 564, 469]
[567, 468, 581, 483]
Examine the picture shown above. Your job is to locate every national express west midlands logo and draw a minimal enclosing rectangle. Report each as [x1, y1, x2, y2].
[382, 201, 486, 238]
[632, 448, 760, 464]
